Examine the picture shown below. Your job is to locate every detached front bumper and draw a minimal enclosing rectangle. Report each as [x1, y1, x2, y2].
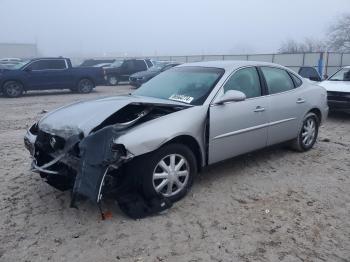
[24, 124, 133, 204]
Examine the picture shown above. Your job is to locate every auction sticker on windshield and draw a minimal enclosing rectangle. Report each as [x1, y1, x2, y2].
[169, 94, 194, 103]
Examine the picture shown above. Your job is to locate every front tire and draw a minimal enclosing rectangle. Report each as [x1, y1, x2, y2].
[77, 78, 94, 94]
[3, 81, 24, 98]
[128, 144, 197, 202]
[291, 112, 319, 152]
[108, 75, 119, 86]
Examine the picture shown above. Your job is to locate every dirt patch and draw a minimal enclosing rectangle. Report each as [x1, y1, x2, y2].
[0, 86, 349, 262]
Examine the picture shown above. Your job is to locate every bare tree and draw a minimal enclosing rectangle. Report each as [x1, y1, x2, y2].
[279, 38, 325, 53]
[278, 39, 301, 53]
[327, 13, 350, 52]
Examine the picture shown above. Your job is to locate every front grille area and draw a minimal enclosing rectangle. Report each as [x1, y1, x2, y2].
[327, 91, 350, 102]
[35, 130, 66, 153]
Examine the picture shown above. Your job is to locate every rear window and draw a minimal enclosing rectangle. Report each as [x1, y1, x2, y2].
[261, 67, 295, 95]
[290, 73, 302, 87]
[145, 60, 153, 67]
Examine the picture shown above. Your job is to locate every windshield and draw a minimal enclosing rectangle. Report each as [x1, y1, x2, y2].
[329, 68, 350, 81]
[133, 66, 224, 105]
[110, 60, 123, 67]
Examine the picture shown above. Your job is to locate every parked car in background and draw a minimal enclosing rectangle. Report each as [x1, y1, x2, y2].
[24, 61, 328, 212]
[318, 66, 350, 113]
[104, 59, 153, 85]
[0, 57, 106, 97]
[93, 63, 112, 68]
[298, 66, 322, 82]
[129, 61, 181, 87]
[79, 59, 115, 67]
[0, 58, 22, 63]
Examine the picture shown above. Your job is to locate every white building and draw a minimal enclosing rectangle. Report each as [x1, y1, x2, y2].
[0, 43, 38, 58]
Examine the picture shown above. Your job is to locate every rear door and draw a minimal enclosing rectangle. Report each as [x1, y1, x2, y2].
[259, 66, 308, 145]
[209, 67, 269, 164]
[44, 59, 72, 89]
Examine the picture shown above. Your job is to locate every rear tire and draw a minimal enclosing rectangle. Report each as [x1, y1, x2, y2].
[291, 112, 319, 152]
[108, 75, 119, 86]
[3, 81, 24, 98]
[127, 143, 197, 202]
[77, 78, 94, 94]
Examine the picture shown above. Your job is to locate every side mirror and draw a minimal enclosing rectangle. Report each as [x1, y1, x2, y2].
[215, 90, 246, 105]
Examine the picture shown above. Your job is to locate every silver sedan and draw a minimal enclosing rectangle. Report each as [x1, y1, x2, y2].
[24, 61, 329, 207]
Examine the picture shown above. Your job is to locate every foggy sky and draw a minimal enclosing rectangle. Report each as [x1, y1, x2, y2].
[1, 0, 349, 57]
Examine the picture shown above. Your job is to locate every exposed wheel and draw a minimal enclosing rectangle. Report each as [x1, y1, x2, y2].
[291, 112, 319, 152]
[3, 81, 24, 98]
[128, 143, 197, 202]
[77, 78, 94, 93]
[108, 75, 119, 86]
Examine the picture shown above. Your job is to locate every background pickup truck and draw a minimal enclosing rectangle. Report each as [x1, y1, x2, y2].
[0, 57, 106, 98]
[104, 58, 153, 85]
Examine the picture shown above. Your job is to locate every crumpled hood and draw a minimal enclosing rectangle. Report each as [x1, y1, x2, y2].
[38, 95, 187, 138]
[318, 80, 350, 92]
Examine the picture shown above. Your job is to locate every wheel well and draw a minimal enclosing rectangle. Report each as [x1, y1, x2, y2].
[309, 108, 322, 123]
[78, 77, 95, 87]
[164, 135, 203, 172]
[2, 79, 25, 91]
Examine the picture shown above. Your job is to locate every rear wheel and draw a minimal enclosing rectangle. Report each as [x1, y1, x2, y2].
[108, 75, 119, 86]
[77, 78, 94, 93]
[291, 112, 319, 152]
[127, 143, 197, 202]
[3, 81, 24, 98]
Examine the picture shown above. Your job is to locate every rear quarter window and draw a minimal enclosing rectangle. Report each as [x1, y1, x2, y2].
[261, 67, 295, 95]
[290, 73, 302, 87]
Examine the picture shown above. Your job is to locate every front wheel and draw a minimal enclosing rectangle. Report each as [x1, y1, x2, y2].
[128, 144, 197, 202]
[77, 78, 94, 94]
[107, 75, 119, 86]
[3, 81, 24, 98]
[291, 112, 319, 152]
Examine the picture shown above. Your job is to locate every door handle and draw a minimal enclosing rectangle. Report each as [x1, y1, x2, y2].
[254, 106, 265, 112]
[296, 98, 306, 104]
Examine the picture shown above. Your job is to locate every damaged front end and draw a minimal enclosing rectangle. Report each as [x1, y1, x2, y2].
[24, 102, 186, 209]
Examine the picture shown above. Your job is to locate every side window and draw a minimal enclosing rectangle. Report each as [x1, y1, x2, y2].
[223, 67, 261, 98]
[261, 67, 294, 94]
[135, 60, 147, 71]
[290, 73, 302, 87]
[48, 60, 67, 70]
[27, 60, 50, 70]
[123, 60, 134, 70]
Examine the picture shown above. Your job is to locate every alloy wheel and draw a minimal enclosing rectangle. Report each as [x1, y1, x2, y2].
[152, 154, 190, 197]
[301, 118, 316, 147]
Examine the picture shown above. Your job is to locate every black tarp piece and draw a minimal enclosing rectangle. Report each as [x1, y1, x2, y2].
[70, 125, 173, 219]
[71, 125, 122, 206]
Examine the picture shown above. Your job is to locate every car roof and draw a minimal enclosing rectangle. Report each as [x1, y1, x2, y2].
[178, 60, 287, 71]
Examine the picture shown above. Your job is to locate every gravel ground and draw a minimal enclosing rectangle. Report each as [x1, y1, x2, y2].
[0, 86, 349, 262]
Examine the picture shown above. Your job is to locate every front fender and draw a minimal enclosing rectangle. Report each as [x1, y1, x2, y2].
[114, 105, 209, 165]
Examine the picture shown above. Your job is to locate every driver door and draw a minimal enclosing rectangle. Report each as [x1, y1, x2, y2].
[208, 67, 269, 164]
